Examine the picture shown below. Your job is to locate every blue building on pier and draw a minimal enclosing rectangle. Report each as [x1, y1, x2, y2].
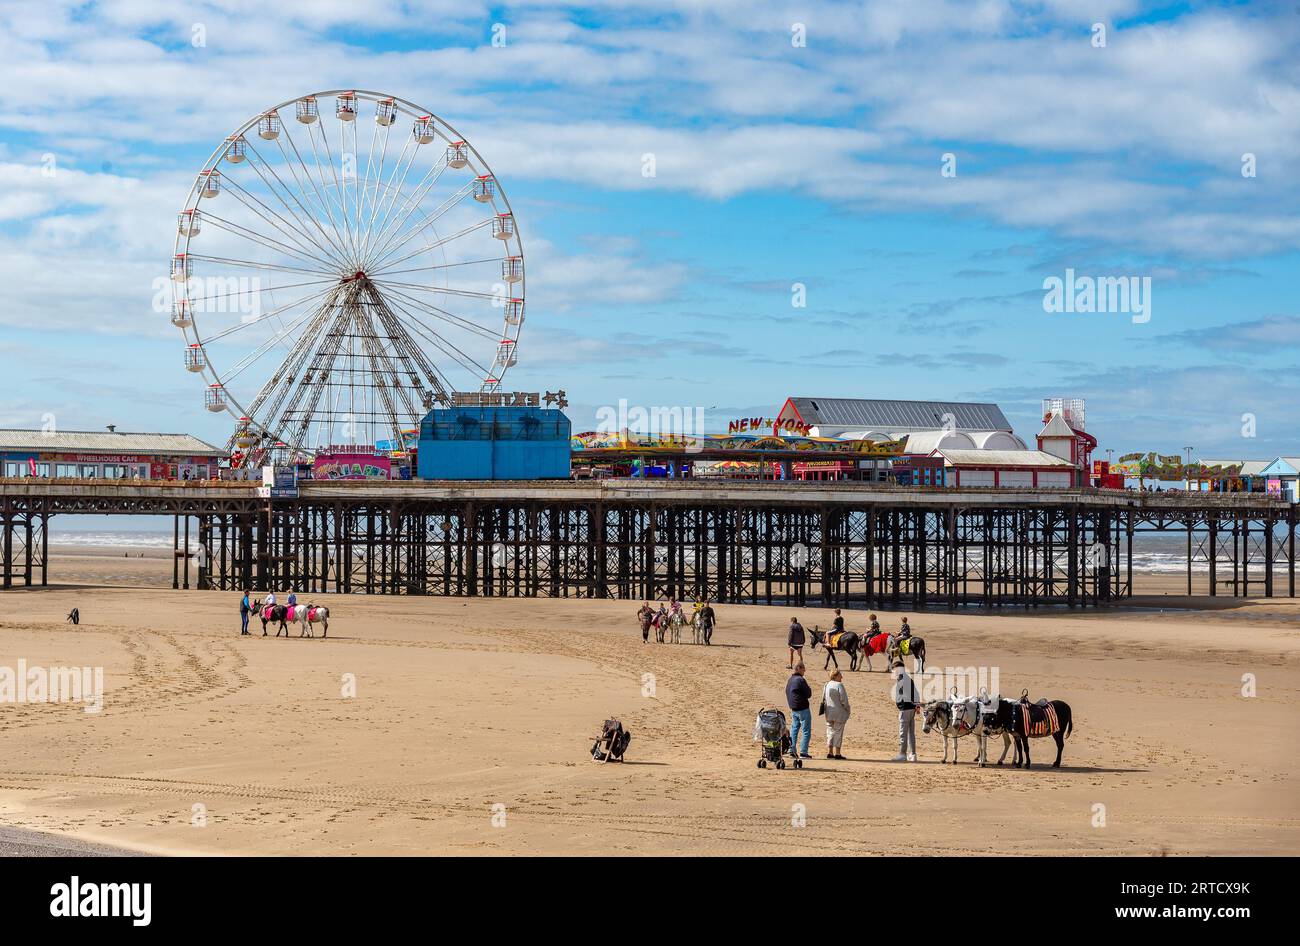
[416, 404, 571, 480]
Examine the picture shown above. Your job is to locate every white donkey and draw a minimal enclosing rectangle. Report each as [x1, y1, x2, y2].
[922, 691, 1011, 766]
[298, 604, 330, 638]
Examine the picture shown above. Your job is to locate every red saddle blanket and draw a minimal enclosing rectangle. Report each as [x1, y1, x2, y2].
[1019, 701, 1061, 736]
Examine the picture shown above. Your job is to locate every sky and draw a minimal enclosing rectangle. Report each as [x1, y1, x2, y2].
[1, 0, 1298, 460]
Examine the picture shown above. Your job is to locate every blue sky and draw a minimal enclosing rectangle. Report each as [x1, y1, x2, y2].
[1, 0, 1298, 459]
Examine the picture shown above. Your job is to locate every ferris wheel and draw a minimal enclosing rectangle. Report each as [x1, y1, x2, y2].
[170, 89, 525, 462]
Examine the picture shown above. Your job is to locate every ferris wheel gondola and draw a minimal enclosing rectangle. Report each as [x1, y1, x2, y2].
[169, 89, 526, 464]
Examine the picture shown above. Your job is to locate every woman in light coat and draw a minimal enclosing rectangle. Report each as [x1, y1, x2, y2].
[822, 670, 851, 760]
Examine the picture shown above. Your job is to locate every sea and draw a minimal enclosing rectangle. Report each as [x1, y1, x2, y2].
[51, 530, 175, 550]
[48, 528, 1281, 574]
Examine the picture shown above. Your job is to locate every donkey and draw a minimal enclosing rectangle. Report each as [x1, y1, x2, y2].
[690, 610, 713, 645]
[665, 609, 688, 644]
[859, 630, 890, 671]
[984, 691, 1074, 768]
[302, 604, 329, 638]
[253, 599, 288, 637]
[887, 634, 926, 673]
[808, 626, 861, 671]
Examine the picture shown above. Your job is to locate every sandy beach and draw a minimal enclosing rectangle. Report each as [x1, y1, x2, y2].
[0, 546, 1296, 856]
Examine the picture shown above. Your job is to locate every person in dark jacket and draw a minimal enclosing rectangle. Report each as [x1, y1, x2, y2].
[832, 608, 845, 635]
[786, 663, 813, 759]
[698, 600, 716, 645]
[891, 659, 920, 762]
[787, 616, 806, 669]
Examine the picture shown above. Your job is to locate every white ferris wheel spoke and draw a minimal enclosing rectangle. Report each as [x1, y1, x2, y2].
[232, 148, 349, 264]
[370, 278, 499, 303]
[360, 147, 449, 269]
[196, 210, 336, 269]
[188, 254, 337, 278]
[383, 293, 490, 379]
[278, 119, 352, 255]
[242, 139, 352, 267]
[311, 117, 358, 259]
[390, 304, 493, 380]
[358, 128, 411, 264]
[369, 216, 494, 275]
[218, 304, 322, 384]
[185, 275, 339, 312]
[363, 170, 468, 272]
[199, 282, 338, 346]
[373, 282, 501, 340]
[357, 117, 385, 233]
[220, 175, 348, 269]
[374, 256, 501, 279]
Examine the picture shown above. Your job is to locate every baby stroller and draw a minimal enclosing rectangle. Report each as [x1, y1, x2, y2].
[754, 708, 801, 770]
[591, 718, 631, 763]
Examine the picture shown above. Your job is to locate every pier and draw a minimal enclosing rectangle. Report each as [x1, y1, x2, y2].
[3, 479, 1295, 606]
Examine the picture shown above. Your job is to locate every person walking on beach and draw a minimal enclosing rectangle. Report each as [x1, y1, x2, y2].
[822, 669, 851, 760]
[786, 662, 813, 760]
[698, 599, 716, 645]
[636, 602, 654, 644]
[239, 589, 251, 636]
[891, 659, 919, 762]
[787, 616, 806, 668]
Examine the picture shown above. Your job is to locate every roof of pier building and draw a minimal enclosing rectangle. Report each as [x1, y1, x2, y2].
[777, 397, 1025, 451]
[0, 429, 226, 457]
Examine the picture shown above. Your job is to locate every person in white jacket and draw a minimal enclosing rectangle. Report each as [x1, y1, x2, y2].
[822, 670, 851, 759]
